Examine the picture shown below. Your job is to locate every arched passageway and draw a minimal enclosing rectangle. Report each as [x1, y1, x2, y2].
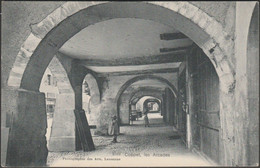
[143, 98, 161, 111]
[128, 87, 164, 126]
[3, 2, 242, 167]
[8, 2, 234, 92]
[142, 98, 163, 126]
[116, 75, 177, 126]
[82, 73, 101, 127]
[129, 87, 164, 110]
[129, 96, 162, 126]
[133, 96, 162, 113]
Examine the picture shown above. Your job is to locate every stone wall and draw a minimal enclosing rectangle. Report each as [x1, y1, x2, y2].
[189, 1, 236, 66]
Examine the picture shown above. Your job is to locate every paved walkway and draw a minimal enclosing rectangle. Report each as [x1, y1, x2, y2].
[47, 113, 213, 167]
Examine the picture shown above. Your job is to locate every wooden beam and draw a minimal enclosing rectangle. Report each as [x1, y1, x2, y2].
[74, 109, 95, 151]
[96, 68, 179, 77]
[160, 33, 188, 40]
[160, 46, 189, 53]
[80, 52, 186, 66]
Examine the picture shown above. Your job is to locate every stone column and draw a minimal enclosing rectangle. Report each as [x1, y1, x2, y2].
[94, 98, 116, 135]
[88, 94, 101, 131]
[74, 85, 84, 151]
[69, 61, 95, 151]
[119, 93, 131, 125]
[3, 88, 48, 166]
[218, 89, 235, 166]
[48, 93, 75, 151]
[162, 93, 166, 122]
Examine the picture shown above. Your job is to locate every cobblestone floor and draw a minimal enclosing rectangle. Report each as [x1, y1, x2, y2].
[47, 113, 213, 167]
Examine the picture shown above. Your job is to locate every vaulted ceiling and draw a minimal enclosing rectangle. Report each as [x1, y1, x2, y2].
[58, 17, 193, 94]
[58, 18, 193, 74]
[59, 18, 193, 60]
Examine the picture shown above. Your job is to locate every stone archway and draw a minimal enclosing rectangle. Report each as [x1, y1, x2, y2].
[118, 86, 165, 125]
[82, 73, 101, 127]
[83, 73, 101, 109]
[5, 1, 236, 166]
[115, 75, 178, 100]
[129, 88, 164, 115]
[143, 98, 161, 112]
[8, 2, 234, 93]
[130, 87, 164, 105]
[115, 75, 178, 125]
[132, 96, 161, 104]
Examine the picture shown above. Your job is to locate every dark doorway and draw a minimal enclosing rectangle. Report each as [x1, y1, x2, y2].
[190, 47, 220, 163]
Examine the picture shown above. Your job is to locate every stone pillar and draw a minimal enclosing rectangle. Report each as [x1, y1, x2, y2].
[48, 93, 75, 151]
[74, 85, 83, 151]
[74, 84, 95, 151]
[119, 93, 131, 125]
[95, 98, 116, 135]
[162, 93, 166, 122]
[219, 88, 235, 166]
[164, 88, 175, 125]
[165, 88, 170, 124]
[68, 61, 95, 151]
[3, 88, 48, 166]
[88, 94, 101, 126]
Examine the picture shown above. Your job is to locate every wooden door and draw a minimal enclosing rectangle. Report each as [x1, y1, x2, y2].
[178, 69, 187, 142]
[190, 48, 220, 163]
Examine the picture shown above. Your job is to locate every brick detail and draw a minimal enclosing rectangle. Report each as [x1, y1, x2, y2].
[8, 34, 41, 88]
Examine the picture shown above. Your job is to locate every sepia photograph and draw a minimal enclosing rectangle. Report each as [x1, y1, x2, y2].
[1, 1, 259, 167]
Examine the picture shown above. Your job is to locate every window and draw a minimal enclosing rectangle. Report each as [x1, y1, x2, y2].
[47, 105, 55, 113]
[47, 74, 51, 85]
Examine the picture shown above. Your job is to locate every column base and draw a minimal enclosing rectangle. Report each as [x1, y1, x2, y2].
[48, 109, 75, 152]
